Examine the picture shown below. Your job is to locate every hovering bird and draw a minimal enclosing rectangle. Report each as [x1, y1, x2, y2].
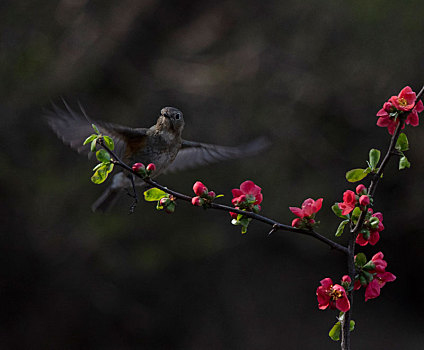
[47, 102, 269, 212]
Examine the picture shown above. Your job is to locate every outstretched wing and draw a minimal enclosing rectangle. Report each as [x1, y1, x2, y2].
[46, 101, 148, 158]
[165, 137, 270, 173]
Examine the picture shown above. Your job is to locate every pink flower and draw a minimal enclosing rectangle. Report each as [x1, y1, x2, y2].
[193, 181, 208, 196]
[292, 218, 301, 228]
[389, 86, 417, 111]
[371, 251, 387, 272]
[365, 271, 396, 301]
[338, 190, 357, 215]
[316, 278, 350, 312]
[231, 180, 263, 206]
[377, 86, 423, 134]
[289, 198, 323, 219]
[208, 191, 216, 199]
[359, 195, 370, 206]
[341, 275, 351, 284]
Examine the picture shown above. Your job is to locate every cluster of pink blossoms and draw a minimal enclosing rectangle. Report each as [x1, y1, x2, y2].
[229, 180, 263, 218]
[191, 181, 216, 207]
[354, 252, 396, 301]
[289, 198, 323, 229]
[338, 184, 370, 216]
[377, 86, 423, 135]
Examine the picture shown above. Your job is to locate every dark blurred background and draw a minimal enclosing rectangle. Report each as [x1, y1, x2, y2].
[1, 0, 424, 349]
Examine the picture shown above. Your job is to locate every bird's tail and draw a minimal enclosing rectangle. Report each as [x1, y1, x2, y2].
[91, 186, 123, 212]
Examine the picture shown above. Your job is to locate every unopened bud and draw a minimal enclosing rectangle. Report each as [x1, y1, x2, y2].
[193, 181, 208, 196]
[359, 195, 370, 206]
[132, 162, 145, 173]
[356, 184, 367, 195]
[292, 218, 302, 228]
[191, 196, 203, 206]
[146, 163, 156, 172]
[207, 191, 216, 199]
[160, 197, 170, 207]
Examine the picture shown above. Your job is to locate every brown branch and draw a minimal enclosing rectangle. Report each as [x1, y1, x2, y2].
[99, 139, 348, 255]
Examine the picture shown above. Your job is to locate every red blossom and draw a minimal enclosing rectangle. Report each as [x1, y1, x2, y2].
[191, 196, 203, 206]
[132, 162, 145, 173]
[356, 184, 367, 195]
[338, 190, 357, 215]
[289, 198, 323, 219]
[377, 86, 423, 134]
[316, 278, 350, 312]
[231, 180, 263, 206]
[365, 271, 396, 301]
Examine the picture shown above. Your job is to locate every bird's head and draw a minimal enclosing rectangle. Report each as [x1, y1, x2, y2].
[156, 107, 185, 135]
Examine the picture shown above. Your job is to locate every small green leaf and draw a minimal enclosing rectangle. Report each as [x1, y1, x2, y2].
[329, 321, 341, 341]
[362, 270, 374, 283]
[350, 320, 355, 332]
[369, 149, 381, 169]
[237, 213, 244, 221]
[90, 139, 97, 152]
[351, 206, 361, 223]
[106, 163, 114, 173]
[215, 194, 224, 198]
[355, 252, 367, 267]
[91, 165, 108, 184]
[346, 168, 369, 182]
[92, 124, 100, 134]
[332, 204, 348, 219]
[93, 163, 103, 171]
[396, 133, 409, 152]
[335, 219, 349, 237]
[399, 156, 410, 170]
[96, 149, 111, 163]
[143, 188, 167, 201]
[103, 135, 115, 150]
[241, 226, 248, 234]
[83, 134, 97, 145]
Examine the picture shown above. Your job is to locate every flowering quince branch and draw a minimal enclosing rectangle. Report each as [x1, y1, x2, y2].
[80, 85, 423, 350]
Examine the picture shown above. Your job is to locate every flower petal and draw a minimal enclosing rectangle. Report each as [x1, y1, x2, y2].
[240, 180, 260, 195]
[289, 207, 304, 218]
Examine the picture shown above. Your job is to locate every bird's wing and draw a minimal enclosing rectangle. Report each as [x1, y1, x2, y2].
[46, 101, 148, 158]
[165, 137, 271, 173]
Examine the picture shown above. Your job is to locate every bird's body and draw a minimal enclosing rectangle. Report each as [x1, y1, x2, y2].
[47, 102, 268, 212]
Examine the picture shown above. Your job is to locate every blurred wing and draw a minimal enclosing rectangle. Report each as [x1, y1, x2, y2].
[166, 137, 271, 173]
[46, 101, 148, 158]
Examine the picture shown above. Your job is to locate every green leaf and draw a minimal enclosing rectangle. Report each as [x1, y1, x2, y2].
[90, 139, 97, 152]
[91, 165, 108, 184]
[345, 168, 369, 182]
[355, 252, 367, 267]
[329, 321, 341, 341]
[399, 156, 410, 170]
[83, 134, 97, 145]
[369, 149, 381, 169]
[96, 149, 111, 163]
[106, 163, 114, 173]
[332, 204, 348, 219]
[93, 163, 103, 171]
[335, 219, 349, 237]
[350, 320, 355, 332]
[143, 188, 167, 201]
[215, 194, 224, 198]
[362, 270, 374, 283]
[241, 226, 248, 234]
[92, 124, 100, 135]
[351, 206, 361, 223]
[237, 213, 244, 221]
[396, 133, 409, 152]
[103, 135, 115, 150]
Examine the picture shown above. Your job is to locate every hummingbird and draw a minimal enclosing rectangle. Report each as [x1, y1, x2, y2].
[47, 101, 269, 212]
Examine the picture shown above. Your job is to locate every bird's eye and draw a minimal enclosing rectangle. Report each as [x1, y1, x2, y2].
[175, 113, 181, 120]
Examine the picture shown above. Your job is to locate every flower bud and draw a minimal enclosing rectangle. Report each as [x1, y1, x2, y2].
[132, 162, 145, 173]
[292, 218, 301, 228]
[359, 195, 370, 206]
[146, 163, 156, 172]
[369, 216, 380, 229]
[229, 208, 239, 219]
[159, 197, 170, 207]
[356, 184, 367, 195]
[191, 196, 203, 206]
[207, 191, 216, 199]
[193, 181, 208, 196]
[341, 275, 351, 284]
